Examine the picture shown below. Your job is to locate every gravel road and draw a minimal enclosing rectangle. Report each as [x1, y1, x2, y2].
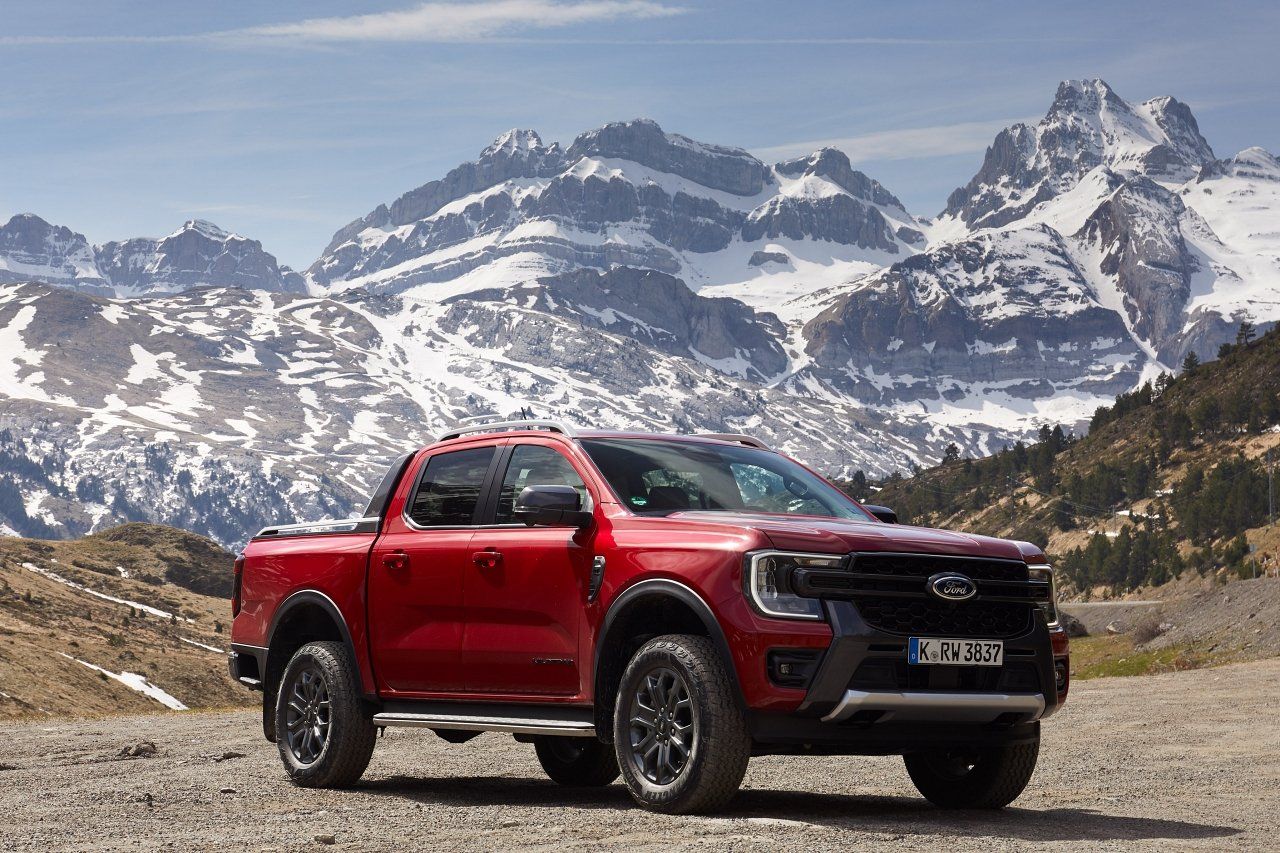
[2, 659, 1278, 851]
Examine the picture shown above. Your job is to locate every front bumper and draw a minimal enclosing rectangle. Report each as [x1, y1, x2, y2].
[746, 599, 1064, 753]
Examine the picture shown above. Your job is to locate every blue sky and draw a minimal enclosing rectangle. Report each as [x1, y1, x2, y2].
[2, 1, 1277, 269]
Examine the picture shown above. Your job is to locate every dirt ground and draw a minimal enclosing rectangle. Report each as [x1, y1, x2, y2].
[2, 659, 1278, 851]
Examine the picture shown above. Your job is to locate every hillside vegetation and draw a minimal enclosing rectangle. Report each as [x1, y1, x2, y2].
[862, 324, 1280, 598]
[0, 524, 252, 719]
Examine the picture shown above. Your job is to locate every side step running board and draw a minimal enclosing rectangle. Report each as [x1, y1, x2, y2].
[372, 711, 596, 738]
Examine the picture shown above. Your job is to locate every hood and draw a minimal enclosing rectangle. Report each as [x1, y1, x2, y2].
[663, 512, 1032, 561]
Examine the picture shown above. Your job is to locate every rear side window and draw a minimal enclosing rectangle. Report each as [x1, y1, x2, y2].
[406, 447, 495, 527]
[494, 445, 587, 524]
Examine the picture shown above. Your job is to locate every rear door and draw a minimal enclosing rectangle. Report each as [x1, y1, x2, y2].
[462, 440, 594, 696]
[368, 443, 499, 695]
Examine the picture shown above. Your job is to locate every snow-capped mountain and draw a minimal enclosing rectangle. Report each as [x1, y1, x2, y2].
[920, 79, 1279, 365]
[308, 119, 922, 309]
[2, 79, 1278, 546]
[942, 79, 1215, 231]
[0, 215, 306, 297]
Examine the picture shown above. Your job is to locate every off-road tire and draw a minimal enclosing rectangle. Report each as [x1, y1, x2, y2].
[533, 737, 621, 787]
[904, 739, 1039, 808]
[613, 634, 750, 814]
[275, 641, 377, 788]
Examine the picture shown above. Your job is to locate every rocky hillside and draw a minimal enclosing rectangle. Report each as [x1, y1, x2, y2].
[867, 323, 1280, 598]
[1, 79, 1278, 547]
[0, 523, 250, 719]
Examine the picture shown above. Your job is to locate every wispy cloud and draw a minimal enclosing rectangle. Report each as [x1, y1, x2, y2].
[754, 117, 1039, 164]
[242, 1, 685, 42]
[0, 1, 687, 46]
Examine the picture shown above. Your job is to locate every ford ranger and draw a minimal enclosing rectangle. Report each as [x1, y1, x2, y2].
[229, 419, 1069, 814]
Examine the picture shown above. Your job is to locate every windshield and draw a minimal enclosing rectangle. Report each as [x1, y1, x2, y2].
[580, 438, 871, 520]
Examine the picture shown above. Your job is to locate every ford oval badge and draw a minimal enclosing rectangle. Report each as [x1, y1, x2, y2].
[928, 572, 977, 602]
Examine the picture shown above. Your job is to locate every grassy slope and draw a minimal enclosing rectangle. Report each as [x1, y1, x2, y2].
[0, 524, 253, 719]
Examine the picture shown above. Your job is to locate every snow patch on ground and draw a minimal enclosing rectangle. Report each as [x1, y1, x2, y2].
[21, 562, 193, 622]
[58, 653, 188, 710]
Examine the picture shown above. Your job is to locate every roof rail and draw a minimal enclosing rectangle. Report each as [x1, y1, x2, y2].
[436, 417, 577, 442]
[696, 432, 772, 450]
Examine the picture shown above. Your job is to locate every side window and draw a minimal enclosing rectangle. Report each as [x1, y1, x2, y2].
[494, 445, 587, 524]
[406, 447, 495, 527]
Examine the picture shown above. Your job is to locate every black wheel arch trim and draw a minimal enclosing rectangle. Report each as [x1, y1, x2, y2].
[266, 589, 370, 698]
[593, 578, 745, 713]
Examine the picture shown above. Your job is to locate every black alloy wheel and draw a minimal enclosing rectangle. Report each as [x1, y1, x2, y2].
[284, 665, 331, 765]
[627, 666, 698, 785]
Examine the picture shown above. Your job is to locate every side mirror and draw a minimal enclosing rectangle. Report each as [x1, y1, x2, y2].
[862, 504, 898, 524]
[514, 485, 593, 528]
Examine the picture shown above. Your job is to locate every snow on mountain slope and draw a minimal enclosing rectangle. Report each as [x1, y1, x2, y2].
[1176, 147, 1280, 346]
[792, 223, 1144, 436]
[0, 280, 979, 545]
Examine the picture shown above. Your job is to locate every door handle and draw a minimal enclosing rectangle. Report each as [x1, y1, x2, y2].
[471, 549, 503, 569]
[382, 551, 410, 571]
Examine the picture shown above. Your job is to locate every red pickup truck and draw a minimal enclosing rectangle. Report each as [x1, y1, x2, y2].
[229, 420, 1069, 814]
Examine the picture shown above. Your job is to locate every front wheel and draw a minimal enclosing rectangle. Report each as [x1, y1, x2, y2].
[275, 641, 377, 788]
[904, 739, 1039, 808]
[613, 634, 750, 814]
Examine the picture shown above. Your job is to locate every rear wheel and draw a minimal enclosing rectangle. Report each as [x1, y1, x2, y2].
[275, 641, 377, 788]
[613, 634, 750, 814]
[533, 737, 620, 787]
[904, 739, 1039, 808]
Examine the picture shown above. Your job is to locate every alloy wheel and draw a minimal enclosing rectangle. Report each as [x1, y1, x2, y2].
[627, 666, 697, 785]
[284, 666, 331, 765]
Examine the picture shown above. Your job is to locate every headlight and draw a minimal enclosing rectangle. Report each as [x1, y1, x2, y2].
[1027, 564, 1059, 627]
[745, 551, 842, 621]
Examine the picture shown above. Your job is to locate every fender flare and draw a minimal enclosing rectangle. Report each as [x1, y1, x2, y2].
[593, 578, 745, 711]
[266, 588, 359, 668]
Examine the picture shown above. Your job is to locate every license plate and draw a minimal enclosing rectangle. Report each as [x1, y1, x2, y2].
[909, 637, 1003, 666]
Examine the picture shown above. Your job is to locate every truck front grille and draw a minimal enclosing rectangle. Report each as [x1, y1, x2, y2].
[841, 552, 1040, 639]
[851, 595, 1033, 638]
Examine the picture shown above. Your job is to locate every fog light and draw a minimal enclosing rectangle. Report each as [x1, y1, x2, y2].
[767, 649, 821, 688]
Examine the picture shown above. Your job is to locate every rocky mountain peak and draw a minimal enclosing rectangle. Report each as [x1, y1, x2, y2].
[775, 147, 907, 210]
[173, 219, 234, 241]
[944, 79, 1215, 228]
[93, 221, 304, 296]
[481, 128, 547, 158]
[1207, 146, 1280, 181]
[0, 213, 104, 289]
[566, 118, 768, 196]
[1047, 78, 1123, 117]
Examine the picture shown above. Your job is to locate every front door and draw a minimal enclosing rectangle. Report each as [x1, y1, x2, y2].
[368, 444, 497, 695]
[463, 442, 593, 696]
